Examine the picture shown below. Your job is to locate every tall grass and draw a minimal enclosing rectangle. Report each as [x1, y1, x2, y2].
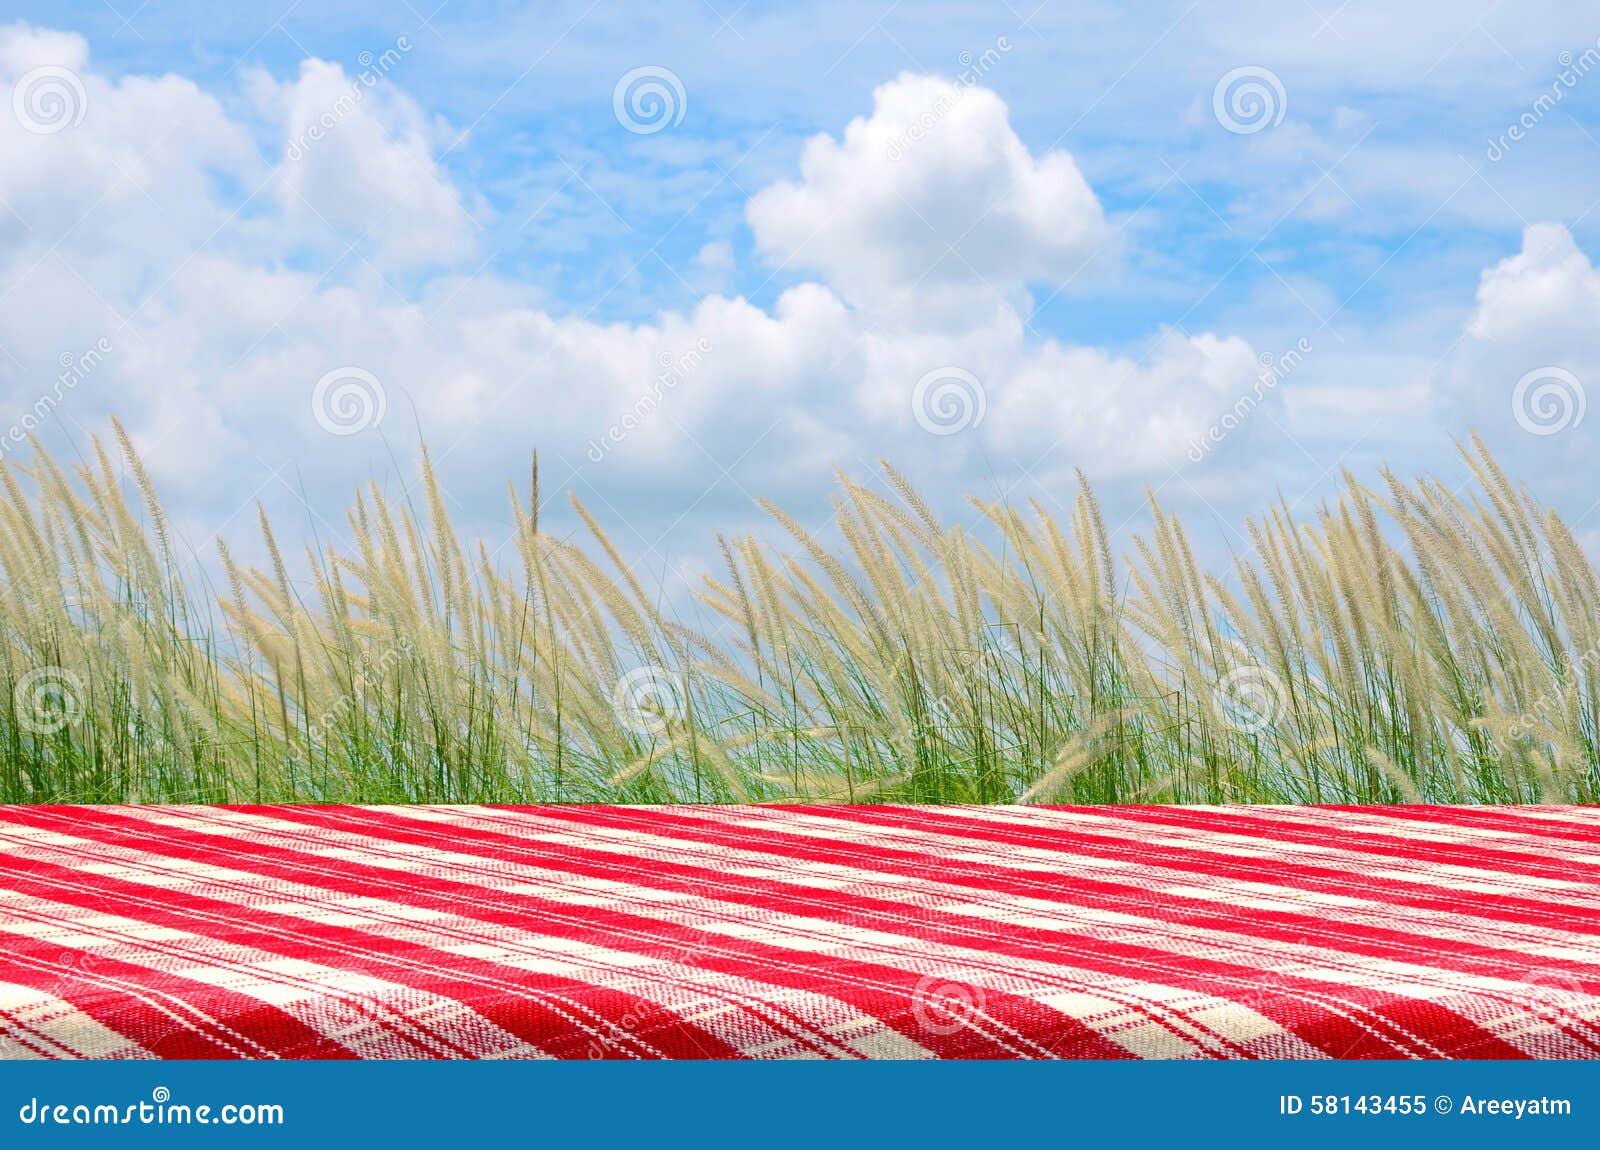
[1, 424, 1595, 805]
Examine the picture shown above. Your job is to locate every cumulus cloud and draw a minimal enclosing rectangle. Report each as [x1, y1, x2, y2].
[245, 53, 477, 268]
[0, 30, 1273, 548]
[1441, 222, 1597, 488]
[0, 25, 260, 273]
[988, 330, 1265, 474]
[1466, 222, 1600, 345]
[746, 73, 1107, 317]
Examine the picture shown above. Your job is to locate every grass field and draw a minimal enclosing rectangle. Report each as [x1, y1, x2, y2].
[1, 423, 1596, 805]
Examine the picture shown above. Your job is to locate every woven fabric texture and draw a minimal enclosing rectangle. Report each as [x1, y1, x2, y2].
[1, 804, 1596, 1059]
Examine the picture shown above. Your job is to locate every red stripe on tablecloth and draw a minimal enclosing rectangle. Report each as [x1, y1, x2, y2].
[0, 813, 744, 1059]
[2, 807, 1093, 1058]
[0, 921, 343, 1059]
[4, 806, 1164, 1058]
[756, 804, 1600, 923]
[1323, 804, 1600, 839]
[209, 805, 1578, 1058]
[4, 869, 747, 1060]
[509, 803, 1600, 952]
[212, 806, 1248, 1058]
[1035, 804, 1600, 878]
[513, 805, 1598, 1056]
[2, 805, 1595, 1060]
[93, 804, 1146, 1058]
[795, 802, 1600, 887]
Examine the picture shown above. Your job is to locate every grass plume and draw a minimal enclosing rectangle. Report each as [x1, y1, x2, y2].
[1, 430, 1596, 805]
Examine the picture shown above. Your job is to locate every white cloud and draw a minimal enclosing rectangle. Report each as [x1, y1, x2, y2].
[989, 330, 1265, 475]
[745, 73, 1107, 317]
[1440, 222, 1597, 486]
[0, 22, 85, 83]
[245, 55, 477, 269]
[0, 35, 1271, 545]
[0, 25, 260, 272]
[696, 240, 733, 270]
[1466, 222, 1600, 344]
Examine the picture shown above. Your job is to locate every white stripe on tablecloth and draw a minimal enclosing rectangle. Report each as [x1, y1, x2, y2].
[155, 808, 1459, 1057]
[454, 805, 1600, 1057]
[0, 981, 150, 1060]
[789, 805, 1600, 899]
[93, 808, 1254, 1058]
[932, 804, 1600, 883]
[0, 816, 926, 1061]
[0, 880, 547, 1060]
[659, 804, 1600, 931]
[44, 806, 1600, 1059]
[425, 803, 1600, 970]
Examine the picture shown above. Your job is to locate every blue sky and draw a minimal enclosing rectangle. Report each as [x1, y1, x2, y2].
[2, 1, 1599, 582]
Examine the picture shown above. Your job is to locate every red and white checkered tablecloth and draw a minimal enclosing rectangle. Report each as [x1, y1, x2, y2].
[0, 804, 1596, 1060]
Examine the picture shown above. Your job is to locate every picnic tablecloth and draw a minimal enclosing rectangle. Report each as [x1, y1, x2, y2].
[0, 803, 1596, 1059]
